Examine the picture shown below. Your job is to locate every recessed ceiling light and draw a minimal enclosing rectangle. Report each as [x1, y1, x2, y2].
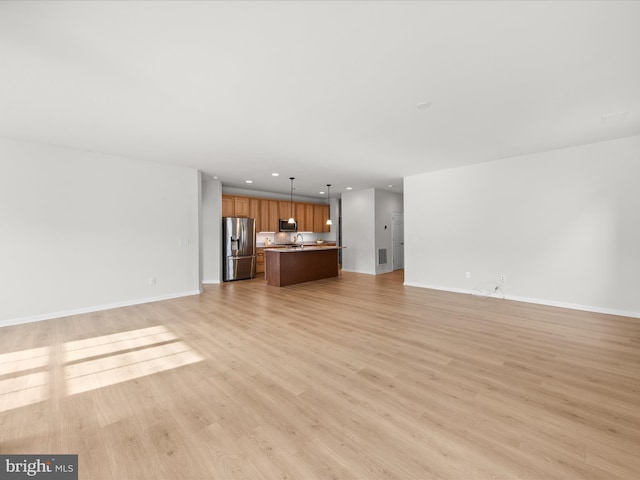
[417, 101, 431, 110]
[319, 191, 325, 195]
[213, 176, 218, 180]
[271, 173, 279, 176]
[346, 187, 353, 190]
[388, 184, 394, 188]
[245, 180, 253, 184]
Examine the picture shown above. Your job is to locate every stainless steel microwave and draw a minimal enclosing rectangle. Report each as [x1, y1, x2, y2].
[279, 219, 298, 232]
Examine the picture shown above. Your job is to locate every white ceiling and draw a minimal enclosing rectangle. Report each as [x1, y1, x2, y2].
[1, 1, 639, 199]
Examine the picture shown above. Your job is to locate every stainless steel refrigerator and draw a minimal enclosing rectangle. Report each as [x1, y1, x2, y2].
[223, 217, 256, 281]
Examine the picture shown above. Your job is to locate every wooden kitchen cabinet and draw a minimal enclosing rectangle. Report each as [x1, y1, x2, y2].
[305, 204, 314, 232]
[249, 198, 260, 231]
[259, 200, 270, 232]
[223, 195, 251, 217]
[255, 247, 265, 274]
[279, 201, 293, 221]
[269, 200, 279, 232]
[321, 204, 330, 232]
[222, 195, 234, 217]
[222, 194, 329, 232]
[313, 204, 325, 233]
[295, 203, 306, 231]
[234, 196, 250, 217]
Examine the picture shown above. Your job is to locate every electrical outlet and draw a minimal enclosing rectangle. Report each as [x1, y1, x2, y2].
[149, 277, 157, 285]
[500, 275, 506, 282]
[466, 271, 471, 279]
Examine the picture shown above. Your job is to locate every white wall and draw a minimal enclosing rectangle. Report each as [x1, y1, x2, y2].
[405, 134, 640, 317]
[201, 178, 222, 284]
[327, 197, 338, 242]
[342, 188, 376, 274]
[375, 190, 403, 274]
[0, 137, 201, 326]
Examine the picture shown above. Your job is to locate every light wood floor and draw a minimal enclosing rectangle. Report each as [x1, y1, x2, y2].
[1, 270, 639, 479]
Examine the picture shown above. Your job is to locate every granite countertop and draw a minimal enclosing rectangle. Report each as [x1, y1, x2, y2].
[265, 245, 344, 253]
[257, 242, 336, 248]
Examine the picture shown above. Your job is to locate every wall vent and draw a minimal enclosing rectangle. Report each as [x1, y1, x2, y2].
[378, 248, 388, 265]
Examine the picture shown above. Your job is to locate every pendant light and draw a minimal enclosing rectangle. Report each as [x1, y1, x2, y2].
[325, 184, 333, 226]
[288, 177, 296, 223]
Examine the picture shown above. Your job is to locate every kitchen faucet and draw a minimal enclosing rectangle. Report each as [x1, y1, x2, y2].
[296, 233, 304, 247]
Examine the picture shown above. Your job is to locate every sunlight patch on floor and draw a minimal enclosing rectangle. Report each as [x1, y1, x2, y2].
[0, 326, 203, 410]
[0, 346, 50, 374]
[64, 326, 203, 395]
[0, 371, 49, 413]
[64, 328, 179, 362]
[0, 346, 50, 412]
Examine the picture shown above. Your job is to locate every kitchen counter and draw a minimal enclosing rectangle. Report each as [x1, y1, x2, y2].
[265, 246, 344, 287]
[266, 245, 341, 252]
[258, 242, 336, 249]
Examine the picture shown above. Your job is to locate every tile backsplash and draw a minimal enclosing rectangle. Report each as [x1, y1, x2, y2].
[257, 231, 335, 245]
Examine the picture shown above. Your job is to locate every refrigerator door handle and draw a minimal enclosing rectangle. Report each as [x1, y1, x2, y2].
[243, 222, 247, 252]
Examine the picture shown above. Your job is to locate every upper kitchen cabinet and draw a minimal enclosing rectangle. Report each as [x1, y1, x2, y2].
[259, 200, 269, 232]
[313, 204, 330, 233]
[268, 200, 279, 231]
[222, 194, 330, 232]
[321, 205, 330, 232]
[295, 203, 307, 231]
[222, 195, 251, 218]
[259, 199, 279, 232]
[249, 198, 260, 232]
[279, 201, 293, 221]
[234, 196, 250, 217]
[305, 204, 314, 232]
[222, 195, 234, 217]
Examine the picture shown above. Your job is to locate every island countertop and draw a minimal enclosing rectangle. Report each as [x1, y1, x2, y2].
[265, 245, 344, 253]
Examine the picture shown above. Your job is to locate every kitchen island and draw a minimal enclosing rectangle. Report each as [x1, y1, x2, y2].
[265, 246, 343, 287]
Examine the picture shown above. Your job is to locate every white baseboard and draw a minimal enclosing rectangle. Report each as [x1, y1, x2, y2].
[0, 289, 202, 328]
[403, 281, 640, 319]
[504, 293, 640, 319]
[403, 281, 471, 296]
[341, 268, 376, 275]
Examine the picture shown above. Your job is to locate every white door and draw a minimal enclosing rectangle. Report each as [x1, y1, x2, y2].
[392, 213, 404, 270]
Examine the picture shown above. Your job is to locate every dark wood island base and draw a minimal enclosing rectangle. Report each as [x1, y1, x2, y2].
[265, 246, 341, 287]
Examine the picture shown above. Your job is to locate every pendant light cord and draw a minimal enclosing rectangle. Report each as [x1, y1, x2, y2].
[288, 177, 295, 223]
